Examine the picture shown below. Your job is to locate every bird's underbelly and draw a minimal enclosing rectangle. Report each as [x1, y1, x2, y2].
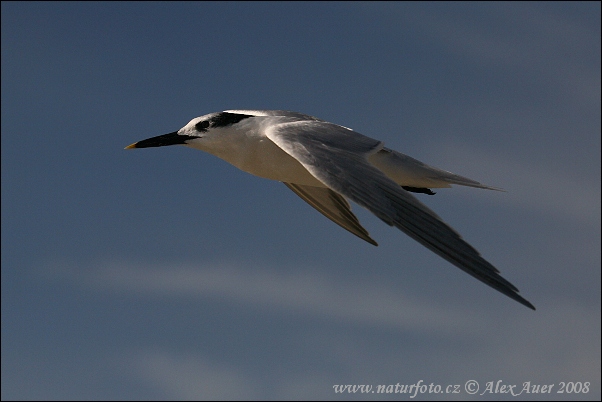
[206, 138, 327, 187]
[242, 153, 326, 186]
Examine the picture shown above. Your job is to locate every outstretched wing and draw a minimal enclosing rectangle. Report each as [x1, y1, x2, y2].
[266, 121, 535, 310]
[370, 147, 505, 190]
[283, 182, 378, 246]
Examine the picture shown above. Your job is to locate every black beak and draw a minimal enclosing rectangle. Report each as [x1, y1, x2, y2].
[124, 131, 195, 149]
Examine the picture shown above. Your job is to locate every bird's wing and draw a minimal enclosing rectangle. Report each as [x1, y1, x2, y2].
[265, 121, 534, 310]
[225, 109, 326, 121]
[283, 182, 378, 246]
[370, 147, 504, 190]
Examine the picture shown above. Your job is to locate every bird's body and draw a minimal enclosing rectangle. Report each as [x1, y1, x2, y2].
[126, 110, 535, 310]
[191, 115, 326, 186]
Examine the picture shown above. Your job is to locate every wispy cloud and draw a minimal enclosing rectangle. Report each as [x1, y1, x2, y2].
[33, 260, 601, 399]
[132, 351, 259, 400]
[125, 304, 600, 400]
[52, 261, 481, 333]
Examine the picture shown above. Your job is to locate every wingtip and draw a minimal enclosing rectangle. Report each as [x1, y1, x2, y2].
[488, 186, 507, 193]
[523, 299, 536, 311]
[510, 292, 536, 310]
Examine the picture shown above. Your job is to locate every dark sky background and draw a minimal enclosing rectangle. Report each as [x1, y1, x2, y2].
[2, 2, 600, 400]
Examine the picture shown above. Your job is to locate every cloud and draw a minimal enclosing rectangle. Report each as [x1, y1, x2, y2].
[34, 260, 600, 399]
[132, 351, 259, 400]
[124, 305, 599, 400]
[56, 261, 481, 334]
[123, 306, 600, 400]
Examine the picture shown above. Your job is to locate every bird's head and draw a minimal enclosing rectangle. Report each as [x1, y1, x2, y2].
[124, 111, 255, 150]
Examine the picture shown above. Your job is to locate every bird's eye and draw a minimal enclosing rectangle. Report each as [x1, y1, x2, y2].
[195, 121, 210, 131]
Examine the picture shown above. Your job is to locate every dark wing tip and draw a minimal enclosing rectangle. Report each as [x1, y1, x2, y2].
[509, 292, 536, 310]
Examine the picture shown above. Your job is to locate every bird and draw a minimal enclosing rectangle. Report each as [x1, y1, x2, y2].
[125, 110, 535, 310]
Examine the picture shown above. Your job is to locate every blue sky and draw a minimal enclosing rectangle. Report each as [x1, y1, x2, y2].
[2, 2, 600, 400]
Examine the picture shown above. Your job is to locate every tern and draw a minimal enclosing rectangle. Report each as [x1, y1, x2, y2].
[125, 110, 534, 310]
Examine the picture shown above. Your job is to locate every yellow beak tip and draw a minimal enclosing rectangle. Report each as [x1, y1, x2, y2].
[124, 143, 137, 150]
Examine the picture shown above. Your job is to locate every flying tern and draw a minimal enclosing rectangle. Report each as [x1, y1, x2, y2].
[125, 110, 535, 310]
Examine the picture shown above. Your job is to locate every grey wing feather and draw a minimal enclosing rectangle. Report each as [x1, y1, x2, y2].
[284, 182, 378, 246]
[267, 121, 535, 310]
[373, 148, 504, 190]
[225, 109, 327, 122]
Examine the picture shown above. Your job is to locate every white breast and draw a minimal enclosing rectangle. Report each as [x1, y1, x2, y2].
[185, 124, 326, 187]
